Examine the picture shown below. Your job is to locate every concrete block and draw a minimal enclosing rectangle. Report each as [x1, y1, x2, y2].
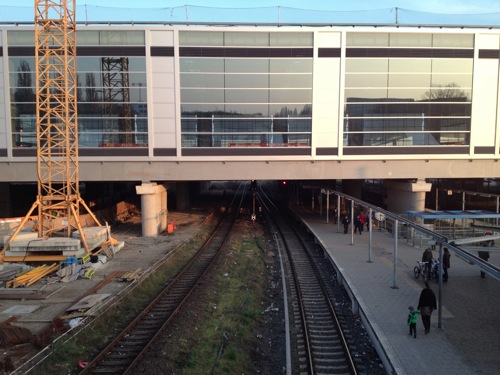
[73, 226, 108, 251]
[8, 237, 81, 253]
[3, 230, 39, 245]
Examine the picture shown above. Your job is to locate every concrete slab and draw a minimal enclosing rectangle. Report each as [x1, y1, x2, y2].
[3, 230, 39, 246]
[2, 305, 39, 314]
[8, 237, 81, 253]
[73, 226, 108, 250]
[73, 226, 108, 241]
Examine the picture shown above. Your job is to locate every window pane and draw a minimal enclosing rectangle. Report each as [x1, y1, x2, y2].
[269, 89, 312, 103]
[433, 33, 474, 48]
[9, 58, 36, 74]
[432, 59, 473, 73]
[270, 74, 312, 88]
[7, 31, 34, 45]
[345, 88, 388, 100]
[181, 73, 225, 88]
[344, 132, 469, 146]
[389, 59, 431, 73]
[179, 31, 224, 46]
[431, 73, 472, 88]
[225, 58, 269, 73]
[226, 74, 269, 88]
[181, 88, 225, 103]
[225, 89, 269, 103]
[346, 33, 389, 47]
[424, 88, 471, 101]
[346, 59, 388, 73]
[270, 104, 312, 117]
[270, 32, 313, 46]
[180, 58, 224, 73]
[345, 103, 471, 117]
[224, 32, 269, 46]
[77, 31, 100, 45]
[387, 88, 431, 101]
[345, 74, 388, 88]
[270, 59, 312, 73]
[98, 31, 145, 45]
[224, 104, 270, 116]
[389, 33, 432, 47]
[388, 73, 431, 88]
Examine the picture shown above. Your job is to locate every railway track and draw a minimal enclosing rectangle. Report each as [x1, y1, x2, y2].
[80, 186, 246, 374]
[259, 191, 358, 375]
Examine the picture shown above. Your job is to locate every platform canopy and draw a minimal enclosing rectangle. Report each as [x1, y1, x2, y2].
[407, 210, 500, 220]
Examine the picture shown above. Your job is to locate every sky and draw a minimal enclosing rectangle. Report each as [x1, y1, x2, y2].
[1, 0, 500, 25]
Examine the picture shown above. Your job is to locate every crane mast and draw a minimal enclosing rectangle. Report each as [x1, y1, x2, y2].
[1, 0, 100, 260]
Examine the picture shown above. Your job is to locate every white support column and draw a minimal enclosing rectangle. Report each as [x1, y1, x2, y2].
[135, 182, 168, 237]
[384, 178, 432, 214]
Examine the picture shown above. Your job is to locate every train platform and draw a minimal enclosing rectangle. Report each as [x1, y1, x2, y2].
[294, 207, 500, 375]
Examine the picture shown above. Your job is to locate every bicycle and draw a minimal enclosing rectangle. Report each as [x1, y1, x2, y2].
[414, 260, 439, 282]
[414, 261, 428, 280]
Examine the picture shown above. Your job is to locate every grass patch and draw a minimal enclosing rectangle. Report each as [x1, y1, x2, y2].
[164, 220, 269, 374]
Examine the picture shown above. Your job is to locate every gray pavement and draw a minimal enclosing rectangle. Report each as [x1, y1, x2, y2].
[295, 208, 500, 375]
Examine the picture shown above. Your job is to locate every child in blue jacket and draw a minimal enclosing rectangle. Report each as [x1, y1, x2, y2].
[407, 306, 420, 338]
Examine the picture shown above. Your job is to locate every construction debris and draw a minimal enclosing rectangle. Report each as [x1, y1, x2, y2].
[59, 294, 111, 320]
[119, 268, 142, 282]
[5, 264, 59, 288]
[0, 325, 34, 349]
[0, 266, 24, 282]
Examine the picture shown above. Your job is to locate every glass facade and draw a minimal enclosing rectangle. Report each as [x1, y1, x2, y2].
[3, 27, 496, 157]
[9, 30, 148, 149]
[344, 32, 473, 147]
[179, 31, 313, 149]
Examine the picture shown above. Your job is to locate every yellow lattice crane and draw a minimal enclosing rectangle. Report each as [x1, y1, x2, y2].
[0, 0, 101, 262]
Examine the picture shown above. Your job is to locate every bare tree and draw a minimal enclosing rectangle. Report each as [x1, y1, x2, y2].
[422, 83, 469, 101]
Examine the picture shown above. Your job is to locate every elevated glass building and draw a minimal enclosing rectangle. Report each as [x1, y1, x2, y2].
[0, 25, 499, 180]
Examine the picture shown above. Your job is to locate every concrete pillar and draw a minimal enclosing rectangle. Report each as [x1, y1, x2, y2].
[384, 179, 432, 215]
[135, 182, 167, 237]
[160, 187, 167, 231]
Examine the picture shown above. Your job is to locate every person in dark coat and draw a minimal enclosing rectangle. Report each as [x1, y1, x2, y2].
[342, 215, 350, 234]
[422, 247, 434, 280]
[417, 282, 437, 334]
[354, 215, 362, 235]
[478, 250, 490, 278]
[442, 248, 451, 282]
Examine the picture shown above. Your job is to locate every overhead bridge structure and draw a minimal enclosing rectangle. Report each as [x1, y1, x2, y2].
[1, 23, 500, 216]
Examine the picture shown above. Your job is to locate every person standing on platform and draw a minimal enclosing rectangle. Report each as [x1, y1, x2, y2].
[342, 215, 350, 234]
[422, 247, 434, 281]
[417, 282, 437, 334]
[354, 215, 362, 234]
[478, 250, 490, 278]
[407, 306, 420, 338]
[442, 248, 451, 282]
[359, 212, 365, 232]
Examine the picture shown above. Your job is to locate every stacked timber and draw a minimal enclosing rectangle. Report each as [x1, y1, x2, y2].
[5, 264, 59, 288]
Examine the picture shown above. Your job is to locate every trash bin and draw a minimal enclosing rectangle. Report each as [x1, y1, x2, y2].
[167, 223, 175, 234]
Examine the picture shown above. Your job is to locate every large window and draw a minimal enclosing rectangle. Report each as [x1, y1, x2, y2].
[9, 30, 148, 149]
[344, 32, 473, 148]
[179, 31, 313, 148]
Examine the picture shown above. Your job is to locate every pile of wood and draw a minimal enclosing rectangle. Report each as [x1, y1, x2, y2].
[5, 264, 59, 288]
[119, 268, 142, 282]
